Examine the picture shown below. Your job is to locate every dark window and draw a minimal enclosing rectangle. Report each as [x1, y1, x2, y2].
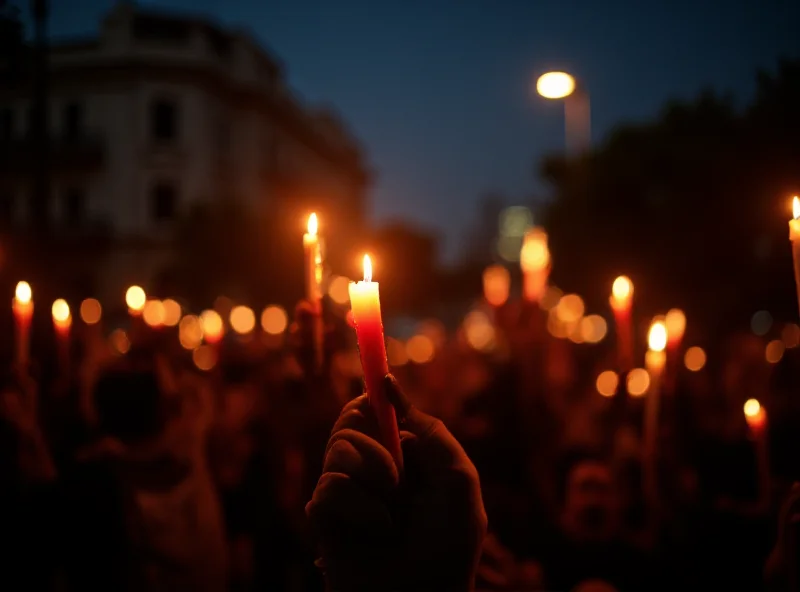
[0, 108, 13, 139]
[63, 188, 85, 226]
[151, 182, 178, 221]
[63, 102, 83, 139]
[0, 192, 14, 223]
[150, 99, 178, 142]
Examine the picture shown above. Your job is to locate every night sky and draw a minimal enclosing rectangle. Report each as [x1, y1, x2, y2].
[35, 0, 800, 260]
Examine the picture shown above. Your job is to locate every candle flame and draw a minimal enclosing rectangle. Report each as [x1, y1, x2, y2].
[363, 254, 372, 283]
[125, 285, 146, 311]
[648, 320, 667, 352]
[612, 276, 632, 301]
[307, 213, 318, 236]
[52, 299, 70, 322]
[665, 308, 686, 341]
[743, 398, 761, 418]
[794, 197, 800, 221]
[15, 281, 31, 304]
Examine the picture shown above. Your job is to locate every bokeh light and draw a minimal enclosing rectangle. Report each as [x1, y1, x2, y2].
[406, 334, 434, 364]
[192, 344, 218, 371]
[464, 311, 496, 352]
[142, 300, 166, 328]
[80, 298, 102, 325]
[751, 310, 773, 336]
[665, 309, 686, 342]
[744, 398, 761, 418]
[547, 310, 570, 339]
[327, 276, 351, 305]
[126, 285, 146, 312]
[556, 294, 585, 323]
[387, 338, 408, 367]
[200, 309, 223, 342]
[419, 319, 447, 351]
[109, 329, 130, 355]
[483, 265, 511, 307]
[684, 346, 706, 371]
[15, 281, 31, 303]
[540, 286, 563, 311]
[648, 321, 667, 352]
[52, 299, 70, 323]
[596, 370, 619, 397]
[499, 206, 533, 238]
[261, 305, 288, 335]
[627, 368, 650, 397]
[162, 299, 182, 327]
[580, 315, 608, 344]
[520, 228, 550, 272]
[766, 339, 785, 364]
[230, 305, 256, 335]
[536, 71, 576, 99]
[179, 315, 204, 350]
[783, 323, 800, 349]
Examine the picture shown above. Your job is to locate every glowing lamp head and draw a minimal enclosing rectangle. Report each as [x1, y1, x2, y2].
[744, 398, 761, 418]
[536, 71, 576, 99]
[52, 299, 70, 322]
[307, 212, 318, 236]
[125, 285, 146, 311]
[363, 254, 373, 283]
[15, 281, 31, 304]
[612, 276, 633, 302]
[648, 320, 668, 352]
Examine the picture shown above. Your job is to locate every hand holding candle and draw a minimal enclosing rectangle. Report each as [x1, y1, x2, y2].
[610, 276, 634, 371]
[348, 255, 403, 471]
[13, 281, 33, 368]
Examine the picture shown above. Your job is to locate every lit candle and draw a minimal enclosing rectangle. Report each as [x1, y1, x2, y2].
[744, 398, 767, 437]
[12, 281, 33, 367]
[125, 285, 146, 316]
[483, 264, 510, 308]
[520, 227, 550, 304]
[52, 299, 72, 370]
[609, 276, 634, 371]
[643, 319, 667, 503]
[664, 308, 686, 395]
[789, 197, 800, 318]
[304, 213, 324, 372]
[348, 255, 403, 470]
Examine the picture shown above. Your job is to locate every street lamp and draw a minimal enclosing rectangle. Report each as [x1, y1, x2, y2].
[535, 71, 590, 155]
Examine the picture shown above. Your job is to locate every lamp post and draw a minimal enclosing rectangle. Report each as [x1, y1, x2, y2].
[535, 71, 590, 155]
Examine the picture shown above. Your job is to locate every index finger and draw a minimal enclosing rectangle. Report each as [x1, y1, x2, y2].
[329, 394, 382, 445]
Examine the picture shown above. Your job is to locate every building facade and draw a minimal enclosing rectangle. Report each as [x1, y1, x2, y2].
[0, 2, 369, 303]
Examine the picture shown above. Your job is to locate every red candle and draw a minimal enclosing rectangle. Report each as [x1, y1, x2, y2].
[13, 281, 33, 367]
[348, 255, 403, 470]
[52, 299, 72, 370]
[609, 276, 634, 371]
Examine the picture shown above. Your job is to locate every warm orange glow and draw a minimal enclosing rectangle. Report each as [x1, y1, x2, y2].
[483, 265, 511, 307]
[520, 228, 550, 272]
[230, 305, 256, 335]
[540, 286, 563, 311]
[307, 212, 318, 236]
[580, 314, 608, 344]
[555, 294, 585, 324]
[783, 323, 800, 348]
[200, 309, 223, 341]
[80, 298, 102, 325]
[611, 276, 632, 303]
[536, 71, 576, 99]
[406, 334, 434, 364]
[627, 368, 651, 397]
[744, 398, 761, 418]
[109, 329, 130, 355]
[387, 338, 408, 367]
[684, 346, 706, 371]
[125, 285, 146, 312]
[161, 299, 182, 327]
[793, 196, 800, 221]
[363, 254, 373, 283]
[142, 300, 166, 327]
[179, 315, 204, 350]
[261, 305, 288, 335]
[665, 309, 686, 343]
[766, 339, 785, 364]
[596, 370, 619, 397]
[15, 281, 31, 304]
[327, 276, 351, 305]
[648, 320, 668, 352]
[51, 299, 70, 323]
[192, 344, 218, 371]
[464, 310, 496, 352]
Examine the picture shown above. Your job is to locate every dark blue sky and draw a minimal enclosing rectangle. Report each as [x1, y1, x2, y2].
[40, 0, 799, 259]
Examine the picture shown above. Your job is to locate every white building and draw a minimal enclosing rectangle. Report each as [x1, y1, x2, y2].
[0, 2, 369, 301]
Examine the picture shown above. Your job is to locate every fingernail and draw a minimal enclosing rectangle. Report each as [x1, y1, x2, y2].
[384, 374, 411, 421]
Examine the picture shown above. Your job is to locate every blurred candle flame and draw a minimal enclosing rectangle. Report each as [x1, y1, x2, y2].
[648, 320, 667, 352]
[744, 398, 761, 418]
[611, 276, 632, 302]
[15, 281, 31, 304]
[363, 254, 372, 283]
[793, 196, 800, 221]
[308, 212, 318, 236]
[52, 299, 70, 323]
